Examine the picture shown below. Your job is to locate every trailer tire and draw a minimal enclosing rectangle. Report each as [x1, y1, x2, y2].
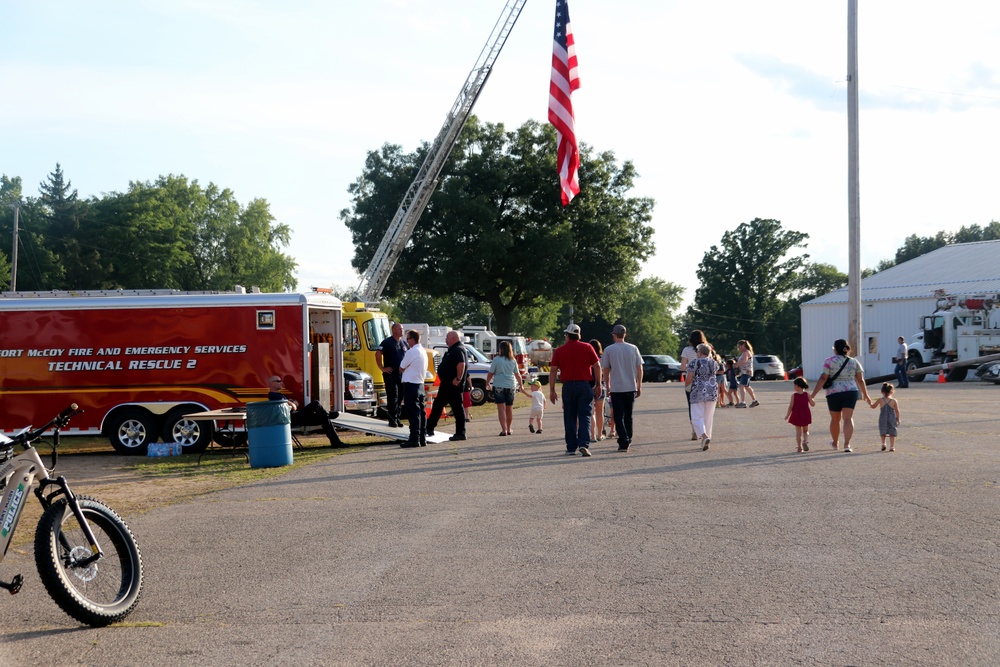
[161, 408, 213, 454]
[109, 410, 158, 455]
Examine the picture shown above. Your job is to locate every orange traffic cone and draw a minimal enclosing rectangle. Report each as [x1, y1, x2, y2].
[783, 371, 789, 381]
[937, 370, 947, 383]
[680, 372, 686, 383]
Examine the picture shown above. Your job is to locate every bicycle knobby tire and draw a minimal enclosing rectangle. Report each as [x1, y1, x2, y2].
[34, 495, 144, 626]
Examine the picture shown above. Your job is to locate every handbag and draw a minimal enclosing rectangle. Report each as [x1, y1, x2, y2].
[823, 357, 851, 389]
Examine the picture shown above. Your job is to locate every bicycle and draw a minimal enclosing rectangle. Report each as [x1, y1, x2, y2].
[1, 404, 144, 626]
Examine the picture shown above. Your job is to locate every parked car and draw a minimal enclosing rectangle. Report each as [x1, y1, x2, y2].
[787, 366, 804, 380]
[642, 355, 683, 382]
[752, 354, 785, 381]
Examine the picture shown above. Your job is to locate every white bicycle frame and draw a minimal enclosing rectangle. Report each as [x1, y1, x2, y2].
[0, 431, 51, 563]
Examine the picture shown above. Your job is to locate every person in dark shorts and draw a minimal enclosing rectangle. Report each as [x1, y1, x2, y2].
[809, 339, 872, 453]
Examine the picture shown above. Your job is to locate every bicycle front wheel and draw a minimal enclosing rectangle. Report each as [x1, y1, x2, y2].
[34, 496, 144, 626]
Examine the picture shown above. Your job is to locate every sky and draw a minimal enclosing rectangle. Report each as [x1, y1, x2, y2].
[2, 0, 999, 306]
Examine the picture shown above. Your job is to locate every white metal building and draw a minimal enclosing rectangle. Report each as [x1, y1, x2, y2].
[800, 239, 1000, 379]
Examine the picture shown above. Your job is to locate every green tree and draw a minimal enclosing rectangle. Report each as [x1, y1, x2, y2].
[617, 277, 684, 356]
[889, 221, 1000, 266]
[89, 175, 296, 291]
[0, 175, 64, 290]
[341, 117, 656, 334]
[686, 218, 809, 357]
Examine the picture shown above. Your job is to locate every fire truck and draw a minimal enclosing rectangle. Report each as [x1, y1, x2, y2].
[0, 289, 347, 454]
[907, 293, 1000, 382]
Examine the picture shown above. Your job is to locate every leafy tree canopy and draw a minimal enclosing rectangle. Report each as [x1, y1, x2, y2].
[869, 220, 1000, 273]
[1, 167, 296, 292]
[340, 116, 656, 334]
[617, 277, 684, 357]
[685, 218, 818, 361]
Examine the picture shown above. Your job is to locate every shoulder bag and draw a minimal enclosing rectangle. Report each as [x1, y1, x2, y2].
[822, 357, 852, 389]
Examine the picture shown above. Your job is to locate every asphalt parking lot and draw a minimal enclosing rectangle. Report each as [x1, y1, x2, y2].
[2, 380, 998, 666]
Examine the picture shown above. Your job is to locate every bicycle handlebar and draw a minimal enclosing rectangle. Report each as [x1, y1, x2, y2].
[5, 404, 83, 448]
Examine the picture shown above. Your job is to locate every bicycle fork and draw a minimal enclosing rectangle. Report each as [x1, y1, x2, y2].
[1, 476, 104, 596]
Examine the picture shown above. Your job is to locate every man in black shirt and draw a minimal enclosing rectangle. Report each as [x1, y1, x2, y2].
[267, 375, 343, 447]
[426, 331, 468, 441]
[376, 323, 408, 427]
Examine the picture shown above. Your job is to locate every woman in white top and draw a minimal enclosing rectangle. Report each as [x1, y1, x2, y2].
[679, 330, 708, 441]
[735, 339, 759, 408]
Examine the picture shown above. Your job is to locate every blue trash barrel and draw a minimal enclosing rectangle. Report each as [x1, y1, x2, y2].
[246, 400, 293, 468]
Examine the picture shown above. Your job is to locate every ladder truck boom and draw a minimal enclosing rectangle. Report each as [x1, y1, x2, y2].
[353, 0, 527, 303]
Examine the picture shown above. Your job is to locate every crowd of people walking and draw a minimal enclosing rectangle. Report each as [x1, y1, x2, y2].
[373, 322, 905, 458]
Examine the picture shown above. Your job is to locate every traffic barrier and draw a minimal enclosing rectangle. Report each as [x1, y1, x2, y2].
[937, 371, 947, 383]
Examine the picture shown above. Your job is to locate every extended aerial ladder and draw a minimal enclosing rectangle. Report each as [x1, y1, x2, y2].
[353, 0, 527, 303]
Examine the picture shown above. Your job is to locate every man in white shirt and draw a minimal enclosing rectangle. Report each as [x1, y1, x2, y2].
[399, 329, 429, 447]
[600, 324, 643, 451]
[895, 336, 909, 388]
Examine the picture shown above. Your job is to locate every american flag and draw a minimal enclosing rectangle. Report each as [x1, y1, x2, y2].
[548, 0, 580, 206]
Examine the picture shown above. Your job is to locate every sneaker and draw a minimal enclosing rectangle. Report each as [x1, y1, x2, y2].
[400, 441, 420, 448]
[749, 400, 760, 408]
[844, 446, 853, 453]
[831, 440, 839, 450]
[565, 450, 576, 456]
[579, 446, 592, 457]
[735, 403, 747, 408]
[529, 423, 535, 433]
[691, 432, 698, 441]
[449, 434, 467, 441]
[702, 438, 710, 451]
[617, 446, 629, 452]
[536, 429, 543, 434]
[803, 441, 810, 452]
[426, 428, 436, 437]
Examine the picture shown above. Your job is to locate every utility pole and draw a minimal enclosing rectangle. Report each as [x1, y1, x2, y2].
[847, 0, 862, 355]
[7, 202, 17, 292]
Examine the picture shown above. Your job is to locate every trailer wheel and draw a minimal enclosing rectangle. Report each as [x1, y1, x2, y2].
[109, 410, 157, 455]
[161, 408, 213, 454]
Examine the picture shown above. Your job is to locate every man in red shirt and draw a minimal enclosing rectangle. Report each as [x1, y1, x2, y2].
[549, 323, 602, 456]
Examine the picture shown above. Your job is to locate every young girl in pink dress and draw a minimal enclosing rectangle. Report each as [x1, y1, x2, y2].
[785, 377, 816, 452]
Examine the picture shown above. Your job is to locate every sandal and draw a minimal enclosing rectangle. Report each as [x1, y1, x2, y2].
[499, 431, 507, 437]
[803, 440, 810, 452]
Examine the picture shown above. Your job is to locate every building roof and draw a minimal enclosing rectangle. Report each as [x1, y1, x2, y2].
[806, 239, 1000, 305]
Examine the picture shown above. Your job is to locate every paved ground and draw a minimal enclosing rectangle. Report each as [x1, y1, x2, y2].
[2, 380, 998, 666]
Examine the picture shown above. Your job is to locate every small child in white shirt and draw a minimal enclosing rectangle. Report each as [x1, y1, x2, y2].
[521, 380, 546, 434]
